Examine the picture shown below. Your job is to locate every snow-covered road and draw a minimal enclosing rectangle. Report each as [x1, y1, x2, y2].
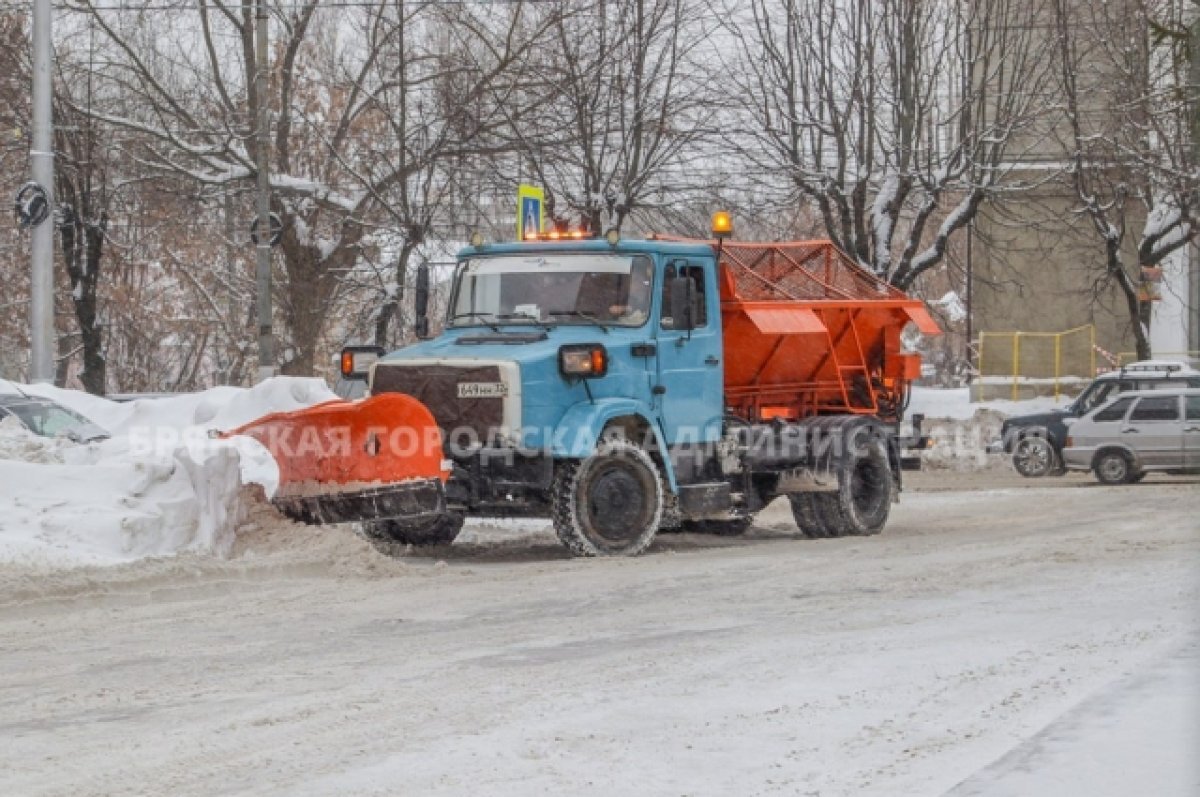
[1, 476, 1197, 796]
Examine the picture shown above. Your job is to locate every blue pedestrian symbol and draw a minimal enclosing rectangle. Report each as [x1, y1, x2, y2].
[521, 196, 541, 238]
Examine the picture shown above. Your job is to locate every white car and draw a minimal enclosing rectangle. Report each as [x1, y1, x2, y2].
[1061, 388, 1200, 484]
[0, 394, 109, 443]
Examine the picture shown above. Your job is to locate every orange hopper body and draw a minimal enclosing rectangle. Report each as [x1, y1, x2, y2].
[712, 240, 940, 423]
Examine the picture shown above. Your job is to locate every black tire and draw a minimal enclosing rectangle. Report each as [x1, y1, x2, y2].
[1129, 470, 1148, 483]
[795, 435, 893, 537]
[1012, 435, 1058, 478]
[552, 440, 664, 557]
[679, 517, 754, 536]
[788, 492, 830, 538]
[1094, 450, 1135, 485]
[361, 513, 464, 547]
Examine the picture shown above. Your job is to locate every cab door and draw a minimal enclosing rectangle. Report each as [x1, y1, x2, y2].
[653, 258, 724, 446]
[1184, 395, 1200, 469]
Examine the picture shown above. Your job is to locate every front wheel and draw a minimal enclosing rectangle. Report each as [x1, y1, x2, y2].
[1094, 451, 1135, 485]
[552, 440, 664, 557]
[361, 513, 464, 548]
[1012, 435, 1059, 478]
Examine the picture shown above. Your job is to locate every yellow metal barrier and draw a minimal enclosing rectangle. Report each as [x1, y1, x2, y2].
[976, 325, 1096, 401]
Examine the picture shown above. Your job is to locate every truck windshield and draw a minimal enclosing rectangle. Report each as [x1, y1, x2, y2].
[450, 254, 653, 328]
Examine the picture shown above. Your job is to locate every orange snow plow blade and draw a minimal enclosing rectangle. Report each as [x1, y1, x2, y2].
[223, 393, 448, 525]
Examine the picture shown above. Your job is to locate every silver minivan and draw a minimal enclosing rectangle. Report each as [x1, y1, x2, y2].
[1061, 388, 1200, 484]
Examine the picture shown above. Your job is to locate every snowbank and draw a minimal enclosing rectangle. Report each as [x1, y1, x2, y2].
[907, 387, 1071, 472]
[908, 386, 1070, 421]
[0, 378, 336, 568]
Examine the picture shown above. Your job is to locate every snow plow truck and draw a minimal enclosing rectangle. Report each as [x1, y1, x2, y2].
[227, 214, 941, 556]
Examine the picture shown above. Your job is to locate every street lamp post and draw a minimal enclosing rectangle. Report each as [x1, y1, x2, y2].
[29, 0, 55, 383]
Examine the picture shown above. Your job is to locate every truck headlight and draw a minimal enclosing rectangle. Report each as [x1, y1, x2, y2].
[559, 344, 608, 378]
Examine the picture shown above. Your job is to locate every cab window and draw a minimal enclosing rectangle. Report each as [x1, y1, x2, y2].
[1129, 395, 1180, 422]
[1093, 396, 1135, 422]
[1186, 396, 1200, 420]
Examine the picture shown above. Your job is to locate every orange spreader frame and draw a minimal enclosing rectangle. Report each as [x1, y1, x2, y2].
[666, 238, 941, 423]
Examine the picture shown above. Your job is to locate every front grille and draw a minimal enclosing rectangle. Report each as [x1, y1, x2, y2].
[372, 364, 505, 445]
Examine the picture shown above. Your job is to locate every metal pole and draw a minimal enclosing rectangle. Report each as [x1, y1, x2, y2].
[29, 0, 55, 383]
[1011, 332, 1020, 402]
[254, 0, 275, 381]
[965, 220, 973, 359]
[1054, 334, 1061, 402]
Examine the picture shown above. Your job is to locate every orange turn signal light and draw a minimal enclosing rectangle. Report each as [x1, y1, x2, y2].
[524, 228, 591, 242]
[559, 344, 608, 378]
[339, 345, 384, 379]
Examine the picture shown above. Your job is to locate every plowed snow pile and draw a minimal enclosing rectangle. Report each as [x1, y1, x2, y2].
[0, 378, 336, 568]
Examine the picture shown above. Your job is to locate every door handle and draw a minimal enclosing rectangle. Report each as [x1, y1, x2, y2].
[704, 356, 720, 366]
[1184, 426, 1200, 432]
[1121, 427, 1139, 434]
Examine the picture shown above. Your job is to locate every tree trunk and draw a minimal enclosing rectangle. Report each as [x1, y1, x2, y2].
[277, 216, 360, 376]
[374, 241, 416, 348]
[1109, 240, 1152, 361]
[77, 221, 107, 395]
[59, 206, 108, 395]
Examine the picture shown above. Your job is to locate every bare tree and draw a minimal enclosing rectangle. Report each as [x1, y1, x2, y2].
[53, 33, 113, 394]
[730, 0, 1054, 290]
[1, 9, 112, 390]
[359, 1, 563, 348]
[68, 0, 552, 374]
[503, 0, 717, 234]
[0, 9, 35, 380]
[1053, 0, 1198, 361]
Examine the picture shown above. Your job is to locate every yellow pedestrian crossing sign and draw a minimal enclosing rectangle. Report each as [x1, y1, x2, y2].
[517, 184, 544, 240]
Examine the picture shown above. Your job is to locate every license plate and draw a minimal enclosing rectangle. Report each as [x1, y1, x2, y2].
[457, 381, 508, 398]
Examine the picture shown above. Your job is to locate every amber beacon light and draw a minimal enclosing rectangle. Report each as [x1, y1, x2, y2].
[711, 211, 733, 239]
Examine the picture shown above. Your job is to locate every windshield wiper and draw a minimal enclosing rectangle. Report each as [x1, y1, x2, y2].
[547, 309, 609, 333]
[495, 312, 551, 331]
[448, 312, 502, 332]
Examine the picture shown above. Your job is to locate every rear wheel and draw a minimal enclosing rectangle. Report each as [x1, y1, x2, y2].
[552, 441, 664, 557]
[1094, 450, 1135, 485]
[789, 435, 893, 538]
[1012, 435, 1058, 478]
[361, 513, 464, 548]
[788, 492, 830, 538]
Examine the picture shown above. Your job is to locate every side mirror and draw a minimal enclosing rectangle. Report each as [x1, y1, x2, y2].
[669, 276, 696, 332]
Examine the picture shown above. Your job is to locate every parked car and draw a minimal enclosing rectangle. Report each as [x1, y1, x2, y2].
[990, 361, 1200, 478]
[1061, 387, 1200, 484]
[0, 394, 109, 443]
